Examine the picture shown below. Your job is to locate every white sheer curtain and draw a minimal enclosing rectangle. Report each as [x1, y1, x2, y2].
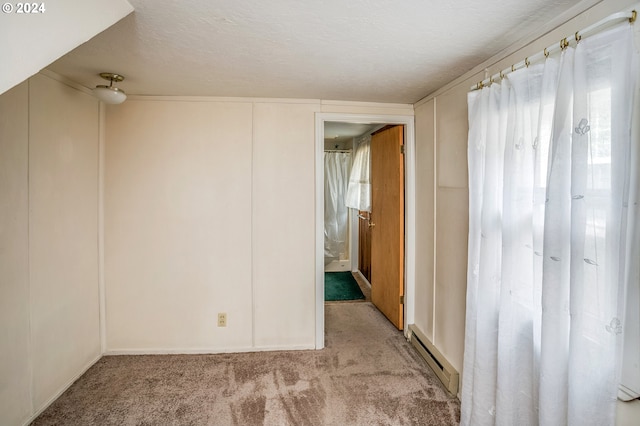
[462, 23, 638, 426]
[345, 135, 371, 212]
[324, 151, 351, 261]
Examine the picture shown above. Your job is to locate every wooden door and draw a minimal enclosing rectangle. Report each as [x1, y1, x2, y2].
[370, 125, 404, 330]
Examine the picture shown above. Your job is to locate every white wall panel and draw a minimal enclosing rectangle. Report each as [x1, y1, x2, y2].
[413, 99, 435, 341]
[434, 188, 468, 374]
[436, 87, 469, 189]
[433, 86, 470, 375]
[28, 74, 101, 409]
[252, 102, 319, 348]
[0, 82, 31, 426]
[104, 100, 254, 351]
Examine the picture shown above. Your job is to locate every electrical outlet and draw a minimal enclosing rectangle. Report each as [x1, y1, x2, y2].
[217, 313, 227, 327]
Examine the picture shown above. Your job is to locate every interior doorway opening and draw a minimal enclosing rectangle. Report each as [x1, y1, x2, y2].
[323, 122, 380, 275]
[315, 113, 416, 349]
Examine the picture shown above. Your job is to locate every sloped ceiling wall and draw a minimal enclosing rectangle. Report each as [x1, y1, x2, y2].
[0, 0, 133, 95]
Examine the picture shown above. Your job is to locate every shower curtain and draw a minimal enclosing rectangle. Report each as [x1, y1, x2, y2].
[324, 151, 351, 263]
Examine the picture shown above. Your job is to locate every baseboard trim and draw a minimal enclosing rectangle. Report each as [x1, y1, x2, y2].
[105, 344, 316, 355]
[324, 260, 352, 272]
[23, 353, 102, 426]
[354, 270, 372, 288]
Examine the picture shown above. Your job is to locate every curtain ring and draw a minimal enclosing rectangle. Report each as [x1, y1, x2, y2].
[511, 64, 516, 72]
[476, 81, 483, 90]
[560, 38, 568, 50]
[630, 10, 637, 23]
[544, 47, 549, 58]
[575, 31, 581, 43]
[525, 57, 530, 68]
[499, 71, 505, 80]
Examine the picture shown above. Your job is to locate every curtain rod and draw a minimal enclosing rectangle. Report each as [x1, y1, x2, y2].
[470, 9, 636, 91]
[324, 149, 351, 153]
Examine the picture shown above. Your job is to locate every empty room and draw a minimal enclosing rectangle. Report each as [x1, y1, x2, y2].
[2, 0, 640, 424]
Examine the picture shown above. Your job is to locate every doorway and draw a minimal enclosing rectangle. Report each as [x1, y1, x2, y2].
[315, 113, 416, 349]
[323, 122, 372, 273]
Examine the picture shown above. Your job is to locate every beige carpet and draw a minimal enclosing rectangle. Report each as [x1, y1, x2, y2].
[32, 303, 460, 425]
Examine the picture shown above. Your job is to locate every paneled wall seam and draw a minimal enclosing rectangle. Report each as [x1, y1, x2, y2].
[27, 77, 34, 417]
[432, 97, 438, 341]
[250, 102, 255, 348]
[98, 102, 106, 353]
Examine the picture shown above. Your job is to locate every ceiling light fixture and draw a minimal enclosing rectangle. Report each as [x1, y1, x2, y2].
[93, 72, 127, 104]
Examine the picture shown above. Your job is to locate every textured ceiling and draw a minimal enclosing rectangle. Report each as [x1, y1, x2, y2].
[48, 0, 585, 103]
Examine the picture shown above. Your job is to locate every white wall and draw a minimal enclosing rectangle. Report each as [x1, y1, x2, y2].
[0, 81, 31, 426]
[103, 98, 415, 353]
[105, 99, 254, 351]
[0, 74, 101, 425]
[413, 100, 435, 340]
[414, 86, 469, 376]
[252, 102, 319, 348]
[412, 0, 640, 420]
[433, 84, 469, 374]
[104, 98, 322, 352]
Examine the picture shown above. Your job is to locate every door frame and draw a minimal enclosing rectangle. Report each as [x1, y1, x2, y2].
[315, 113, 416, 349]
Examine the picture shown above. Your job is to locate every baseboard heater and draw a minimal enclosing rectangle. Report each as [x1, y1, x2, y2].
[408, 324, 459, 396]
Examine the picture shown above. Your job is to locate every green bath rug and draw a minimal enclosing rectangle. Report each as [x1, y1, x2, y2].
[325, 271, 365, 301]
